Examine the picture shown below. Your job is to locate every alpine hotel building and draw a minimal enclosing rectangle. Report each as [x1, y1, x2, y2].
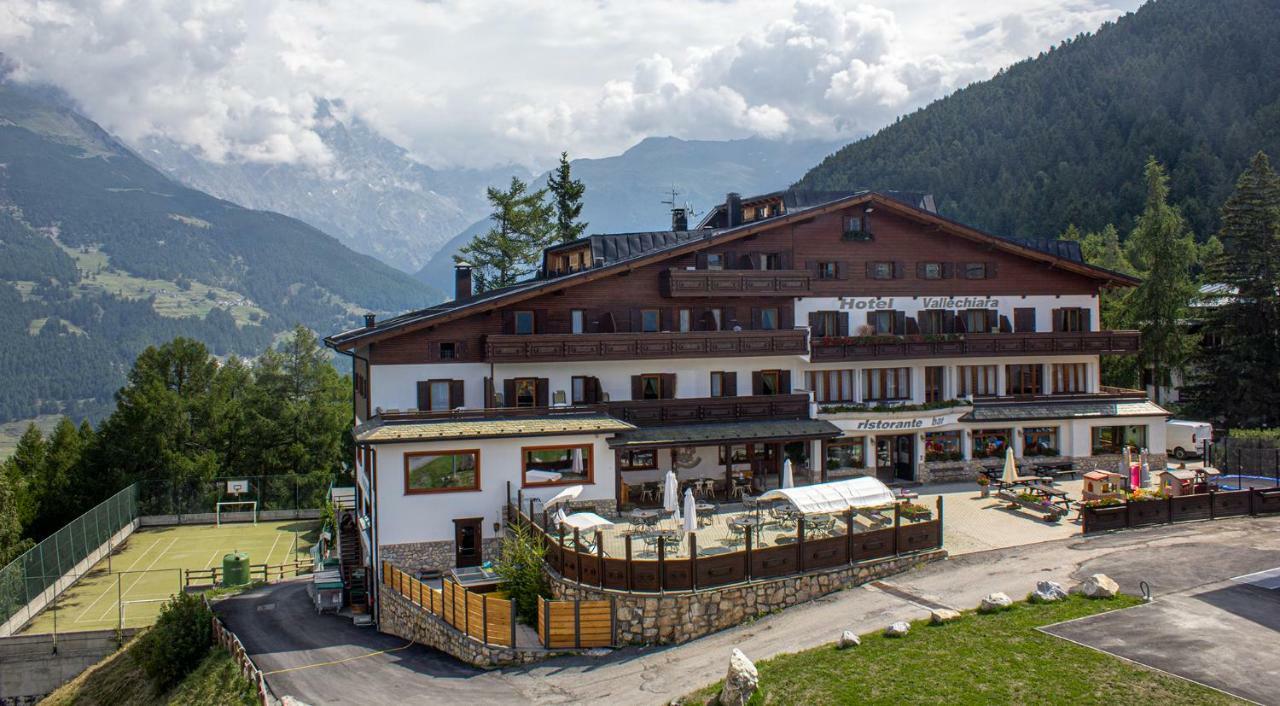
[326, 190, 1166, 582]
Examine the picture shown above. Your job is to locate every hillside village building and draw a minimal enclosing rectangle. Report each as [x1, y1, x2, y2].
[326, 190, 1166, 589]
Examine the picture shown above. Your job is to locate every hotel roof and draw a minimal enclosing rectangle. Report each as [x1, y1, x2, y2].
[355, 414, 634, 444]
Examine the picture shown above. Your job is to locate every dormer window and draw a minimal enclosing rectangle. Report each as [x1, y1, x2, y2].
[759, 253, 782, 270]
[641, 309, 661, 333]
[514, 311, 535, 335]
[706, 253, 725, 271]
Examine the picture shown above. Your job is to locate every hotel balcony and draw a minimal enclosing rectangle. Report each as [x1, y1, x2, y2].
[660, 268, 814, 297]
[483, 328, 808, 363]
[604, 393, 811, 426]
[808, 330, 1140, 363]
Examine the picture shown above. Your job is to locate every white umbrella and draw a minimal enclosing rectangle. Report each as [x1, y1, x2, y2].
[1000, 447, 1021, 485]
[683, 487, 697, 533]
[781, 458, 795, 489]
[571, 447, 584, 474]
[544, 484, 584, 509]
[663, 470, 679, 513]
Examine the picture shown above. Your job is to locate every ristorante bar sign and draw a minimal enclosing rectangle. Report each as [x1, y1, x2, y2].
[839, 296, 1001, 310]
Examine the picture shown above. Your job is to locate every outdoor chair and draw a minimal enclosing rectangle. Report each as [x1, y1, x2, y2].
[807, 514, 837, 535]
[768, 504, 796, 530]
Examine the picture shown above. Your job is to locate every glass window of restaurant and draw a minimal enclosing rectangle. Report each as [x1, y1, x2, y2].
[619, 449, 657, 470]
[1023, 427, 1060, 456]
[825, 438, 865, 472]
[405, 451, 480, 494]
[973, 429, 1012, 459]
[924, 431, 963, 462]
[1091, 425, 1148, 455]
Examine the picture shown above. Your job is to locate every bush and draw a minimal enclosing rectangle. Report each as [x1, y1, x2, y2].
[131, 592, 213, 689]
[495, 521, 550, 625]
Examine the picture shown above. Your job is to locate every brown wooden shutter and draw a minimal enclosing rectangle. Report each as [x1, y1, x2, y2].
[502, 311, 515, 334]
[893, 261, 905, 279]
[751, 371, 764, 395]
[894, 311, 907, 335]
[837, 261, 849, 280]
[483, 377, 494, 407]
[416, 381, 430, 410]
[631, 375, 643, 400]
[941, 262, 954, 279]
[723, 372, 738, 397]
[663, 307, 674, 331]
[905, 316, 920, 335]
[865, 262, 874, 278]
[1081, 308, 1092, 332]
[954, 313, 967, 333]
[986, 262, 998, 278]
[837, 311, 849, 335]
[696, 252, 708, 269]
[779, 252, 792, 269]
[916, 262, 927, 279]
[449, 380, 465, 409]
[778, 370, 792, 394]
[590, 377, 603, 403]
[599, 311, 616, 333]
[629, 308, 641, 332]
[535, 378, 549, 407]
[866, 311, 875, 328]
[751, 308, 762, 329]
[998, 314, 1012, 334]
[808, 312, 820, 333]
[502, 379, 516, 408]
[723, 307, 737, 329]
[780, 307, 793, 329]
[534, 309, 549, 334]
[1052, 308, 1064, 332]
[659, 373, 676, 399]
[1014, 307, 1036, 333]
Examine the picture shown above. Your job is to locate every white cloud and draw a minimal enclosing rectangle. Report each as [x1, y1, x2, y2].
[0, 0, 1142, 169]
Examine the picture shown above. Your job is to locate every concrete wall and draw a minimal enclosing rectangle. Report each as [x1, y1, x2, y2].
[0, 628, 141, 703]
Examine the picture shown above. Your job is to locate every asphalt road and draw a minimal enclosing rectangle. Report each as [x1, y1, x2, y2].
[216, 516, 1280, 706]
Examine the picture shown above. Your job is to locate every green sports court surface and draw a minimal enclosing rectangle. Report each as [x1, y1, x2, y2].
[20, 519, 316, 634]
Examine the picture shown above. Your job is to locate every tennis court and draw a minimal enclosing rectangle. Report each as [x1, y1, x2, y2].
[19, 519, 316, 635]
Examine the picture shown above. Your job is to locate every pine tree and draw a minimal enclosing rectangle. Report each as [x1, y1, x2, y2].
[455, 177, 555, 293]
[546, 152, 587, 244]
[1187, 152, 1280, 426]
[0, 468, 33, 565]
[1124, 158, 1199, 405]
[1068, 223, 1141, 388]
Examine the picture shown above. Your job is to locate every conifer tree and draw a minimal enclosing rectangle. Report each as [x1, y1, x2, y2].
[546, 152, 587, 244]
[1124, 158, 1199, 404]
[455, 176, 555, 292]
[1187, 152, 1280, 426]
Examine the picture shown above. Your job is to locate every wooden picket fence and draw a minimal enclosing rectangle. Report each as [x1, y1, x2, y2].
[536, 595, 614, 648]
[185, 560, 313, 590]
[381, 562, 515, 648]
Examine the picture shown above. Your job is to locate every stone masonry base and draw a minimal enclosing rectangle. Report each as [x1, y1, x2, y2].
[378, 588, 552, 668]
[549, 549, 947, 645]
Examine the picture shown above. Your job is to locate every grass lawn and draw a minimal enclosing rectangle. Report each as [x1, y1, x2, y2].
[682, 595, 1242, 705]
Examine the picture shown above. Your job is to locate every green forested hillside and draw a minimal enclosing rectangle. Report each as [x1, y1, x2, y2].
[797, 0, 1280, 241]
[0, 81, 439, 422]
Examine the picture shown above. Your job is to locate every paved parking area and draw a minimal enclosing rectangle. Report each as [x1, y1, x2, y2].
[1043, 576, 1280, 704]
[918, 479, 1085, 555]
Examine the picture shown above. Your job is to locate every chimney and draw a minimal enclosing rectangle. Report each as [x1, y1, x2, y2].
[363, 313, 377, 328]
[725, 192, 742, 228]
[671, 207, 688, 231]
[454, 262, 473, 300]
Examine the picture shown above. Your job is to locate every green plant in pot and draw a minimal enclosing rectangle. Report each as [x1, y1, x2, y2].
[976, 475, 990, 498]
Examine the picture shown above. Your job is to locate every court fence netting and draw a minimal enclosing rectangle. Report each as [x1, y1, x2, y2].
[0, 472, 340, 634]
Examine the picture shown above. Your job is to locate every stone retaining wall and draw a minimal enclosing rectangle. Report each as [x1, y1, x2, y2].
[379, 537, 504, 574]
[549, 549, 946, 645]
[378, 587, 552, 668]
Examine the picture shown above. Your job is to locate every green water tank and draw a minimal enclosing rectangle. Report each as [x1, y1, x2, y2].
[222, 551, 250, 587]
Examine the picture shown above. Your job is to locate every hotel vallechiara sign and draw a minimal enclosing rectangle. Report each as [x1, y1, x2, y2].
[838, 296, 1002, 310]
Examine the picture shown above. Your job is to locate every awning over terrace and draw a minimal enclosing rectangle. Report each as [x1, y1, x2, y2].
[963, 399, 1169, 423]
[606, 418, 842, 449]
[758, 476, 895, 515]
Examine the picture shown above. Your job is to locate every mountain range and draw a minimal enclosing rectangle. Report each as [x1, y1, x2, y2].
[797, 0, 1280, 242]
[0, 81, 438, 422]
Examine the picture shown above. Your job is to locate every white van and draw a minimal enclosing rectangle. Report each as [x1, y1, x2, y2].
[1166, 419, 1213, 459]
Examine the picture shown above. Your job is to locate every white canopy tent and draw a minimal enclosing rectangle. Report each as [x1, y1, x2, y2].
[758, 476, 895, 515]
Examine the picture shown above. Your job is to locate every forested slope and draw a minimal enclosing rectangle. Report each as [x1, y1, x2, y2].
[797, 0, 1280, 241]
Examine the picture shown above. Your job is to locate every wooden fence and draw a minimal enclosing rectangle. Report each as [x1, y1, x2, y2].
[1081, 487, 1280, 534]
[507, 492, 943, 593]
[381, 562, 515, 648]
[209, 599, 278, 706]
[185, 560, 313, 590]
[537, 596, 613, 648]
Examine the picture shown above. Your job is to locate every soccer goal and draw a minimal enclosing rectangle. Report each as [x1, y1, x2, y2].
[120, 598, 170, 628]
[216, 501, 258, 526]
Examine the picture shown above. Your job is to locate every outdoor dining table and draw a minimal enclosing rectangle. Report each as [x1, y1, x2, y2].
[695, 502, 716, 527]
[630, 508, 662, 529]
[728, 515, 764, 544]
[1022, 482, 1073, 510]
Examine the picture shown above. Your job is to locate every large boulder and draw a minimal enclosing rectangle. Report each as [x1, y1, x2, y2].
[979, 592, 1013, 613]
[836, 630, 861, 649]
[1071, 574, 1120, 599]
[718, 648, 759, 706]
[884, 621, 910, 637]
[1030, 580, 1069, 603]
[930, 608, 961, 624]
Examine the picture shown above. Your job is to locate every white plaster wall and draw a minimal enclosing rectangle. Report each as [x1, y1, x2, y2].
[794, 294, 1099, 335]
[370, 362, 490, 411]
[374, 433, 616, 546]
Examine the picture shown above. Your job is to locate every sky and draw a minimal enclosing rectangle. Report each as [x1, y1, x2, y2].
[0, 0, 1144, 170]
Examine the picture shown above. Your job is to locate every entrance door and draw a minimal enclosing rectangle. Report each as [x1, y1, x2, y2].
[894, 435, 915, 482]
[453, 517, 483, 568]
[875, 437, 894, 482]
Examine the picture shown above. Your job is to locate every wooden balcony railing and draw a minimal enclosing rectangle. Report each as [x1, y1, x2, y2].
[484, 329, 808, 363]
[604, 393, 810, 426]
[661, 268, 813, 297]
[809, 330, 1140, 362]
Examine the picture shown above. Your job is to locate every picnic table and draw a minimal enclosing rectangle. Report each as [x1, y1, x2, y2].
[1022, 482, 1073, 511]
[1031, 461, 1079, 481]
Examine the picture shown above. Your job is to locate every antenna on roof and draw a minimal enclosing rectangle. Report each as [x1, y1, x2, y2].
[660, 185, 681, 209]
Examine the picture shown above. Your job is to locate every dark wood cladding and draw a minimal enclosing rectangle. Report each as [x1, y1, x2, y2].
[605, 393, 809, 426]
[662, 268, 813, 297]
[810, 330, 1139, 362]
[485, 329, 808, 363]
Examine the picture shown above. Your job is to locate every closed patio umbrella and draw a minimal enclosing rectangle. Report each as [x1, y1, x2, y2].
[663, 470, 679, 513]
[572, 447, 584, 474]
[1000, 447, 1021, 485]
[782, 458, 795, 489]
[683, 487, 697, 534]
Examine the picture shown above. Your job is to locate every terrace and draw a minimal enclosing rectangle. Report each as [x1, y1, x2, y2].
[809, 330, 1140, 362]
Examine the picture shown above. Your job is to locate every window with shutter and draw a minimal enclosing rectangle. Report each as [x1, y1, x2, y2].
[1014, 308, 1036, 333]
[449, 380, 465, 409]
